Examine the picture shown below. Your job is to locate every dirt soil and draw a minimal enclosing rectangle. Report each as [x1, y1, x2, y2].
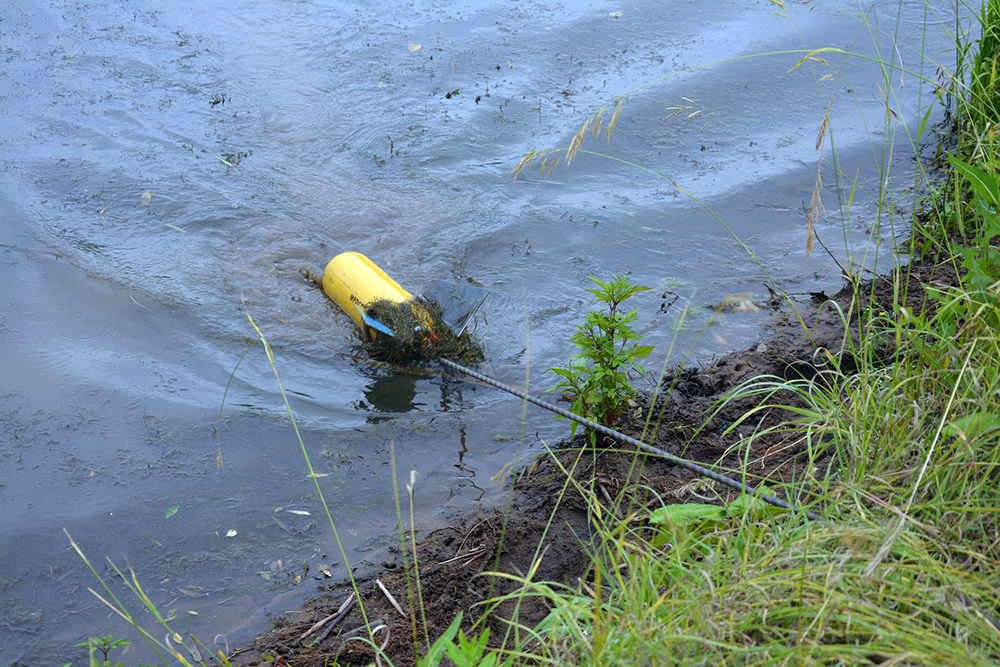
[237, 258, 958, 667]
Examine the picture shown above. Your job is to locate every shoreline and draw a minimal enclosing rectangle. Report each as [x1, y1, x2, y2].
[239, 253, 959, 667]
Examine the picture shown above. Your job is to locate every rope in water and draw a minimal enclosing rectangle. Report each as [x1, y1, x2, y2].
[439, 358, 824, 522]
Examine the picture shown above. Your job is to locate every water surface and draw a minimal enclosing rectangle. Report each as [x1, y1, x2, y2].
[0, 1, 958, 663]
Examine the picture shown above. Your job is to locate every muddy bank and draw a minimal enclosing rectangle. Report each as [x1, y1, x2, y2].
[237, 257, 955, 667]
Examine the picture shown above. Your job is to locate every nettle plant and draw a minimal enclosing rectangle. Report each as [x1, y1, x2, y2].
[547, 275, 653, 443]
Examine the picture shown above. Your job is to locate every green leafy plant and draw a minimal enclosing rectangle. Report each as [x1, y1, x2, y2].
[74, 633, 130, 667]
[648, 489, 782, 551]
[414, 613, 511, 667]
[497, 5, 1000, 666]
[948, 155, 1000, 295]
[546, 275, 653, 442]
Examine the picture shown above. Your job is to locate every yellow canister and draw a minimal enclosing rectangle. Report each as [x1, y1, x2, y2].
[322, 252, 428, 340]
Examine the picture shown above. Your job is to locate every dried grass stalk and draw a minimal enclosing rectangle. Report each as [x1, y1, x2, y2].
[807, 162, 824, 258]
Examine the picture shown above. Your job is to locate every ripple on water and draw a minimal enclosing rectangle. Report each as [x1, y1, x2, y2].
[8, 265, 136, 382]
[27, 314, 127, 377]
[52, 314, 123, 344]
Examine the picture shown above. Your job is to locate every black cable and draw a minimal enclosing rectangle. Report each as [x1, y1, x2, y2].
[439, 358, 824, 522]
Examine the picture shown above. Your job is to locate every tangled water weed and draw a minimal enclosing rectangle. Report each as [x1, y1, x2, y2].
[359, 298, 486, 365]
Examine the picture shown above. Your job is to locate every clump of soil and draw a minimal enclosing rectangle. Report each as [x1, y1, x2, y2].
[360, 298, 485, 365]
[241, 259, 956, 667]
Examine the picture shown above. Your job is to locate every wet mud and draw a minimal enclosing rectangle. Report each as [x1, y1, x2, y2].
[239, 257, 958, 667]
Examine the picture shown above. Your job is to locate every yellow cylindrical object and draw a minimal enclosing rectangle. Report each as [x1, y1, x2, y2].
[322, 251, 429, 340]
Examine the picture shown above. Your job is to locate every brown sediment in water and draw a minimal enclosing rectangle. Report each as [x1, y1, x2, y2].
[237, 258, 957, 667]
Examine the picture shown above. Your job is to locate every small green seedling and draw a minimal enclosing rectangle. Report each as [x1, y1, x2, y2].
[75, 633, 131, 667]
[546, 275, 653, 443]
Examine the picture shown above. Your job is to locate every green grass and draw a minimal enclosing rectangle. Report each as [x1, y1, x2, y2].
[495, 2, 1000, 666]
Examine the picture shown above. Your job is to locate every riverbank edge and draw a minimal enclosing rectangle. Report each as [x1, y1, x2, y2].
[241, 249, 965, 667]
[241, 9, 1000, 666]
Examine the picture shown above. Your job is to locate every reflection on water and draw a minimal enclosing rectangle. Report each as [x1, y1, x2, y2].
[355, 367, 475, 420]
[361, 373, 419, 417]
[0, 0, 960, 663]
[455, 427, 487, 502]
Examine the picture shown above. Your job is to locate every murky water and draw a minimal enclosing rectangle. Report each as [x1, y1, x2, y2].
[0, 0, 958, 663]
